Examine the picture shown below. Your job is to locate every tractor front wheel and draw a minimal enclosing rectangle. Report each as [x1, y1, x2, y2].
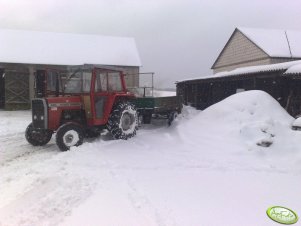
[107, 102, 138, 140]
[56, 123, 84, 151]
[25, 123, 53, 146]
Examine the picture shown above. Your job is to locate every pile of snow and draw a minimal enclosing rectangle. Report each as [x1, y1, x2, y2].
[292, 117, 301, 128]
[180, 90, 292, 147]
[177, 90, 301, 171]
[0, 91, 300, 226]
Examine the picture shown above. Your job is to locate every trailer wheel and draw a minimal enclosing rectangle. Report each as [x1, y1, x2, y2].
[168, 111, 178, 126]
[56, 123, 84, 151]
[25, 123, 53, 146]
[142, 112, 152, 124]
[107, 102, 138, 140]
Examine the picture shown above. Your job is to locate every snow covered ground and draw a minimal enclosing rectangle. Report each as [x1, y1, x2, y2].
[0, 90, 300, 226]
[152, 90, 176, 97]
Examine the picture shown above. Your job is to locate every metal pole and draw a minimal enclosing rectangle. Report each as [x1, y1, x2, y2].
[152, 73, 154, 97]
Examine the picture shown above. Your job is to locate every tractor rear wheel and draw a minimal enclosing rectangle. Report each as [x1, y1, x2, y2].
[56, 123, 84, 151]
[107, 102, 138, 140]
[25, 123, 53, 146]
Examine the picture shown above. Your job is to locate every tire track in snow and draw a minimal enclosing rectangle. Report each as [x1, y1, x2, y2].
[126, 178, 169, 226]
[0, 150, 60, 209]
[0, 175, 95, 226]
[0, 130, 59, 165]
[108, 168, 178, 226]
[0, 151, 96, 226]
[0, 132, 25, 144]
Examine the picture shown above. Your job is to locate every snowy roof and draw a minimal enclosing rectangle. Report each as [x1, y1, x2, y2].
[215, 60, 301, 77]
[177, 60, 301, 83]
[238, 27, 301, 58]
[0, 29, 141, 67]
[284, 63, 301, 74]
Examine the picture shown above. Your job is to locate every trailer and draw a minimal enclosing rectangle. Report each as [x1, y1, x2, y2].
[133, 96, 182, 125]
[127, 72, 182, 126]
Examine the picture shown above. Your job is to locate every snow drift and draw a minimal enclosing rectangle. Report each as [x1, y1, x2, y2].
[176, 90, 301, 172]
[178, 90, 293, 149]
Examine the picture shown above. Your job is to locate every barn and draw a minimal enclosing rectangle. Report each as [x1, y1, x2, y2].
[177, 60, 301, 117]
[177, 27, 301, 117]
[0, 29, 141, 110]
[212, 27, 301, 74]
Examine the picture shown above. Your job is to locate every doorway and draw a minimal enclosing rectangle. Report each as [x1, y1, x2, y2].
[35, 70, 46, 97]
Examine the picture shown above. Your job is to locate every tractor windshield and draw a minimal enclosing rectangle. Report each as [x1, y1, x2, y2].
[62, 69, 92, 94]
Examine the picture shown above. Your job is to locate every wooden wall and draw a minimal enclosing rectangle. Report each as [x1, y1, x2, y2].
[4, 67, 30, 110]
[0, 69, 4, 108]
[212, 30, 269, 74]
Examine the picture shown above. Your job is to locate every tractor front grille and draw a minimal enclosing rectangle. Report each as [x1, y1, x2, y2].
[32, 98, 48, 129]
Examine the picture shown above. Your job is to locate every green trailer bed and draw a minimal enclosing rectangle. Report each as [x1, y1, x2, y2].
[132, 96, 182, 125]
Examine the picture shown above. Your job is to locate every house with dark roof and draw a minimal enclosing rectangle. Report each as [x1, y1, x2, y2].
[211, 27, 301, 74]
[0, 29, 141, 110]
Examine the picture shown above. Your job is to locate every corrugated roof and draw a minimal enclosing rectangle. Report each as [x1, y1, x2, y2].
[214, 60, 301, 77]
[177, 60, 301, 83]
[0, 29, 141, 67]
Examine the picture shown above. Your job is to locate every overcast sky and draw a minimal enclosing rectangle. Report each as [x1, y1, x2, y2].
[0, 0, 301, 88]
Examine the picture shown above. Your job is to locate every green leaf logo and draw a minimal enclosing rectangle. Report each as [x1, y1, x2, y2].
[267, 206, 298, 225]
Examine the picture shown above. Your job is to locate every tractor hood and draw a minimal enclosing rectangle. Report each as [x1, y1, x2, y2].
[46, 96, 82, 108]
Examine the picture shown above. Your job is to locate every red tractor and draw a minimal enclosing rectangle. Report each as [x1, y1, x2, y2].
[25, 66, 138, 151]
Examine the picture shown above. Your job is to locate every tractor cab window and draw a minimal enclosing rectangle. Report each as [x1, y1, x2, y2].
[63, 70, 92, 93]
[47, 71, 62, 93]
[82, 71, 92, 92]
[95, 71, 123, 92]
[95, 72, 108, 92]
[108, 72, 123, 91]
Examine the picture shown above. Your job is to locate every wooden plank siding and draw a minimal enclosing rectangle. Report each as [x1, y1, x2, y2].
[0, 69, 4, 108]
[211, 29, 301, 74]
[212, 30, 269, 73]
[4, 67, 30, 110]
